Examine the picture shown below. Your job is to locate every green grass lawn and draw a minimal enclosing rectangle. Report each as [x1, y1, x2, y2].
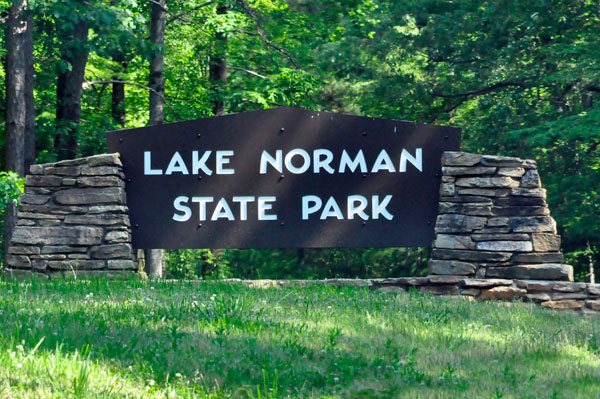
[0, 278, 599, 398]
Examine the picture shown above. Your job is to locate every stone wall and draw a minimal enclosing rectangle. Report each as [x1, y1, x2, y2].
[163, 277, 600, 314]
[4, 153, 137, 278]
[429, 151, 572, 281]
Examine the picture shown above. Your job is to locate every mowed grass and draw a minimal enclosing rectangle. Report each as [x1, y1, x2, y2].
[0, 278, 599, 399]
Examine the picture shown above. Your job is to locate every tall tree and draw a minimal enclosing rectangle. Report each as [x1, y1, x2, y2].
[5, 0, 28, 177]
[54, 0, 90, 160]
[109, 0, 127, 128]
[4, 0, 35, 260]
[209, 3, 228, 116]
[111, 57, 127, 127]
[23, 10, 36, 170]
[145, 0, 167, 278]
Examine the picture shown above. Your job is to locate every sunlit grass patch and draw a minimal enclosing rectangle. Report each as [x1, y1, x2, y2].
[0, 277, 599, 398]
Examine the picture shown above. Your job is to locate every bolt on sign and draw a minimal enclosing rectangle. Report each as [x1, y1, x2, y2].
[106, 107, 461, 249]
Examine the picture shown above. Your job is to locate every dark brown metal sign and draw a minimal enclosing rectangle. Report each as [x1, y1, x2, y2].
[106, 107, 460, 249]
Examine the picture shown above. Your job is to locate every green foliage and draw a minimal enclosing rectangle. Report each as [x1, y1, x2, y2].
[0, 278, 599, 397]
[165, 247, 429, 280]
[224, 247, 429, 279]
[0, 171, 24, 215]
[2, 0, 600, 278]
[507, 108, 600, 278]
[165, 249, 231, 279]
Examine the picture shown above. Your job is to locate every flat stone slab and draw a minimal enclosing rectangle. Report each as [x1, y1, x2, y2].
[429, 260, 476, 276]
[515, 280, 555, 291]
[481, 154, 525, 167]
[432, 249, 513, 262]
[434, 234, 476, 250]
[476, 241, 533, 252]
[481, 286, 526, 300]
[11, 226, 104, 245]
[512, 252, 564, 264]
[486, 264, 573, 281]
[459, 279, 513, 288]
[442, 152, 482, 166]
[541, 300, 583, 310]
[442, 166, 497, 175]
[511, 187, 547, 198]
[531, 233, 561, 252]
[418, 284, 460, 295]
[428, 275, 462, 284]
[435, 214, 487, 233]
[438, 202, 493, 216]
[54, 187, 125, 205]
[509, 216, 556, 233]
[521, 170, 541, 187]
[455, 177, 519, 189]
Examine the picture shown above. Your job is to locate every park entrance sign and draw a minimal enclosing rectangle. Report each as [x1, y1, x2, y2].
[106, 107, 461, 249]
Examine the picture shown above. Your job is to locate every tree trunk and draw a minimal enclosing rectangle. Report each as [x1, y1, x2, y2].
[4, 0, 33, 266]
[24, 12, 36, 171]
[149, 0, 166, 125]
[55, 10, 89, 160]
[203, 3, 229, 271]
[209, 4, 228, 116]
[111, 57, 127, 127]
[588, 241, 595, 284]
[145, 0, 167, 278]
[5, 0, 28, 177]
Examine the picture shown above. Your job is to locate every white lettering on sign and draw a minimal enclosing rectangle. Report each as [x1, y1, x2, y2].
[211, 198, 235, 220]
[144, 152, 163, 175]
[302, 195, 393, 220]
[372, 195, 394, 220]
[216, 150, 235, 174]
[260, 150, 282, 174]
[193, 151, 212, 175]
[173, 196, 192, 221]
[347, 195, 369, 220]
[302, 195, 322, 220]
[259, 148, 423, 175]
[339, 150, 367, 173]
[232, 196, 255, 221]
[284, 149, 311, 174]
[400, 148, 422, 172]
[157, 147, 423, 225]
[144, 151, 236, 175]
[191, 197, 214, 221]
[172, 196, 279, 221]
[258, 197, 278, 220]
[320, 196, 344, 220]
[165, 152, 189, 175]
[371, 150, 396, 173]
[313, 149, 335, 174]
[150, 148, 421, 176]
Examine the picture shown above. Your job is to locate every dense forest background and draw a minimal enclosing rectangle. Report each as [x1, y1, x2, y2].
[1, 0, 598, 280]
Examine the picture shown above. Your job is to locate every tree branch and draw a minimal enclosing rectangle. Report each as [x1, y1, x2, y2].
[229, 66, 268, 79]
[428, 54, 481, 64]
[426, 96, 469, 124]
[585, 85, 600, 93]
[145, 0, 168, 13]
[83, 79, 175, 113]
[144, 0, 211, 33]
[432, 81, 529, 98]
[238, 0, 300, 69]
[168, 0, 214, 22]
[232, 29, 258, 36]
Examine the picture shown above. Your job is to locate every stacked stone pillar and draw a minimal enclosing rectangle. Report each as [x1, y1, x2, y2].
[430, 151, 572, 281]
[4, 153, 137, 278]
